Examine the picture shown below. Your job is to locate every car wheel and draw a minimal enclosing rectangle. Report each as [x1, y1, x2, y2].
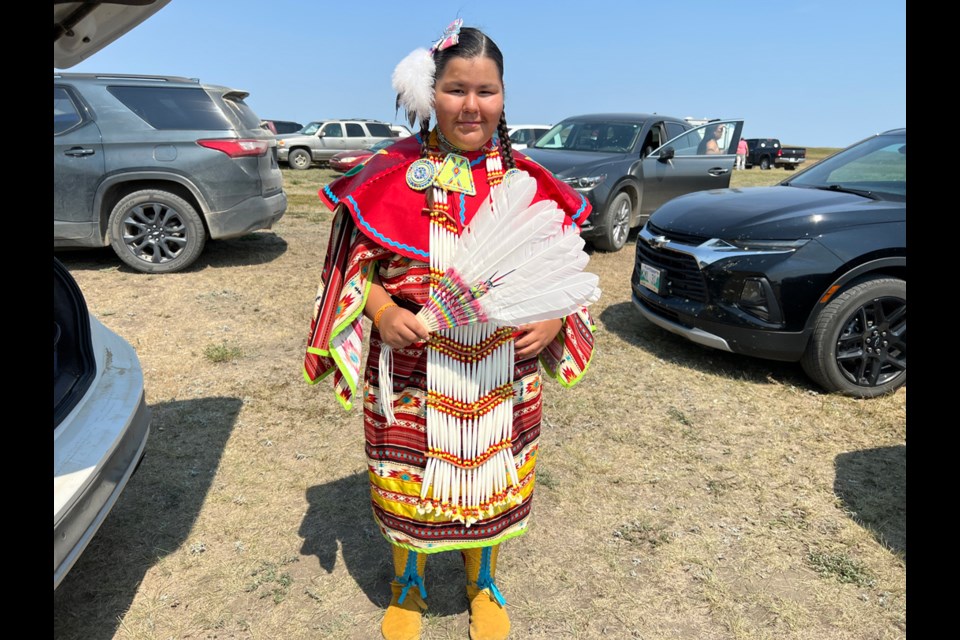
[591, 192, 632, 252]
[108, 189, 206, 274]
[800, 277, 906, 398]
[760, 157, 771, 170]
[288, 148, 312, 170]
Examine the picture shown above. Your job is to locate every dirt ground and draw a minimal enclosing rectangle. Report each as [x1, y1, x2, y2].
[53, 170, 905, 640]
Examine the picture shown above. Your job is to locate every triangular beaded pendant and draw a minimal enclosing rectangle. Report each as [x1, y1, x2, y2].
[435, 153, 476, 196]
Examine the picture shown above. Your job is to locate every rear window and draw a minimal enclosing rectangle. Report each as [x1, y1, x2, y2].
[107, 86, 232, 130]
[366, 123, 393, 137]
[221, 95, 263, 130]
[54, 87, 82, 134]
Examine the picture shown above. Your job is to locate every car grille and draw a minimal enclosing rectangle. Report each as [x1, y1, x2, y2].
[638, 223, 708, 302]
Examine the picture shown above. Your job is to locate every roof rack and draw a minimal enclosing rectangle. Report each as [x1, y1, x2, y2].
[53, 73, 201, 84]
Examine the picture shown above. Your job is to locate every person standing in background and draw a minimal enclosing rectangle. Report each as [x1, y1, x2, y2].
[736, 137, 749, 169]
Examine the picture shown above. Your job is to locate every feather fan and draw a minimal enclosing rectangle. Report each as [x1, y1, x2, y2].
[378, 170, 600, 427]
[415, 170, 601, 333]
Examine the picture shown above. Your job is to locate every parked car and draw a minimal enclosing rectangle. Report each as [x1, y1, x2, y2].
[54, 72, 287, 274]
[744, 137, 806, 171]
[262, 119, 303, 135]
[54, 258, 151, 589]
[276, 119, 396, 169]
[631, 128, 906, 397]
[507, 123, 551, 150]
[523, 114, 743, 252]
[390, 124, 414, 138]
[328, 138, 398, 173]
[53, 0, 162, 591]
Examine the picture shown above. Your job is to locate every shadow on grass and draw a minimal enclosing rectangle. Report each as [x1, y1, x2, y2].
[599, 300, 813, 390]
[834, 445, 906, 559]
[299, 474, 469, 617]
[53, 396, 242, 640]
[55, 229, 288, 274]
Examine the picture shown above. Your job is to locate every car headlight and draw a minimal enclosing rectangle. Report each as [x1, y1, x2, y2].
[561, 174, 607, 189]
[339, 156, 358, 163]
[277, 140, 285, 147]
[728, 238, 809, 252]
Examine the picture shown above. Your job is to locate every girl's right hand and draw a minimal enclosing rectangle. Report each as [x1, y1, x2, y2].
[377, 306, 430, 349]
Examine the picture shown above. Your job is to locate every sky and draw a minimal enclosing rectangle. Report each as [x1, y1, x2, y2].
[61, 0, 906, 149]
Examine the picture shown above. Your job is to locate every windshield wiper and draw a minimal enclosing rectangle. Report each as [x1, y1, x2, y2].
[814, 184, 881, 200]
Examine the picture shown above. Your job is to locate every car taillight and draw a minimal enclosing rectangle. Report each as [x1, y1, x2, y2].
[197, 139, 270, 158]
[777, 148, 783, 157]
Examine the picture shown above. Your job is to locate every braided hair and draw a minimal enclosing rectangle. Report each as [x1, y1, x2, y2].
[427, 27, 517, 170]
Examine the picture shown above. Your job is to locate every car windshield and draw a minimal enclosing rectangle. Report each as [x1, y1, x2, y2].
[785, 132, 906, 200]
[532, 120, 643, 153]
[300, 121, 324, 135]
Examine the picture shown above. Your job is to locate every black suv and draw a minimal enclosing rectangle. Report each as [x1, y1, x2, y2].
[54, 73, 287, 273]
[631, 129, 906, 397]
[523, 114, 743, 252]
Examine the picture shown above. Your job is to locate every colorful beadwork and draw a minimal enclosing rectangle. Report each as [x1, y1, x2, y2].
[406, 158, 437, 191]
[435, 153, 476, 195]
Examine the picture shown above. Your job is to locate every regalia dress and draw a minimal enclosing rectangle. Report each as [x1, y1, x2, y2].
[304, 134, 596, 554]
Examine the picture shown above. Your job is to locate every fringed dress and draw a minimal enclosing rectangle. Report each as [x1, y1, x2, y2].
[304, 135, 596, 553]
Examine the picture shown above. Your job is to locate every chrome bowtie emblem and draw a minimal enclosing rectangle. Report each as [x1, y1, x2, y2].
[648, 234, 669, 249]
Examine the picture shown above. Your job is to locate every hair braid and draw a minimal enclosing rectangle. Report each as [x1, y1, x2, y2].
[419, 117, 432, 159]
[497, 111, 516, 170]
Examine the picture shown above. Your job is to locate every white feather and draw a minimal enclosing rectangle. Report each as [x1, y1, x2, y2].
[391, 48, 435, 127]
[438, 170, 601, 327]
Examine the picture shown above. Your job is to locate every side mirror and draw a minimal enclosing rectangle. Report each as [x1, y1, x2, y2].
[658, 146, 675, 163]
[317, 131, 325, 138]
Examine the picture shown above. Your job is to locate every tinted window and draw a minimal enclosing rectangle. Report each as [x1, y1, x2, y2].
[665, 123, 688, 140]
[510, 129, 531, 144]
[322, 123, 343, 137]
[346, 123, 365, 137]
[107, 86, 232, 130]
[54, 87, 82, 134]
[366, 123, 393, 137]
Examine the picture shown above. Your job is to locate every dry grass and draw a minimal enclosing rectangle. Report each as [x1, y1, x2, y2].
[53, 158, 904, 640]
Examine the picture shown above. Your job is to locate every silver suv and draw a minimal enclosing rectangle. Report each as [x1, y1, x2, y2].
[276, 119, 396, 169]
[54, 73, 287, 273]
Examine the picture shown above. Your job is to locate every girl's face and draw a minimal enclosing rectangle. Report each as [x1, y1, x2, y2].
[433, 56, 503, 152]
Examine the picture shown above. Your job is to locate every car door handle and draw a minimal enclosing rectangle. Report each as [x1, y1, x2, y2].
[708, 168, 729, 176]
[64, 147, 96, 158]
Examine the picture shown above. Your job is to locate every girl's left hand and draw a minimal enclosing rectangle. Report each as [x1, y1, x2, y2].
[514, 318, 564, 359]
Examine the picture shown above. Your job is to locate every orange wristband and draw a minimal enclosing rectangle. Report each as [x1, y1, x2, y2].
[373, 302, 398, 328]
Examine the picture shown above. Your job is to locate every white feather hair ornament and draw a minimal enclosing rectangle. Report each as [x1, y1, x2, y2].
[379, 170, 601, 423]
[392, 48, 436, 128]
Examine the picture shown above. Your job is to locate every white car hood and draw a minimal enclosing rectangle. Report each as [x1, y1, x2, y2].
[54, 0, 172, 69]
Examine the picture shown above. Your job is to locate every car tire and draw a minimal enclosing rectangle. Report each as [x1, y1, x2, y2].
[591, 191, 632, 252]
[800, 277, 906, 398]
[108, 189, 206, 274]
[287, 148, 312, 170]
[760, 157, 771, 170]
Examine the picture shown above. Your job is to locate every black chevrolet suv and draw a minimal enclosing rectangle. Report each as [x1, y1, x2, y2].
[631, 129, 906, 397]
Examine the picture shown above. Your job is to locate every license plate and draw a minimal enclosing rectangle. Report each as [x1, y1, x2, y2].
[638, 262, 662, 294]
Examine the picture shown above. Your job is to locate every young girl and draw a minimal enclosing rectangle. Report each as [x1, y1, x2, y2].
[304, 21, 596, 640]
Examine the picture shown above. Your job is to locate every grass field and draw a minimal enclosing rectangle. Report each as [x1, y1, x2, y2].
[53, 148, 904, 640]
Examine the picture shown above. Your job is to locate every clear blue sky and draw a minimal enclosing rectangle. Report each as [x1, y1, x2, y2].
[62, 0, 906, 149]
